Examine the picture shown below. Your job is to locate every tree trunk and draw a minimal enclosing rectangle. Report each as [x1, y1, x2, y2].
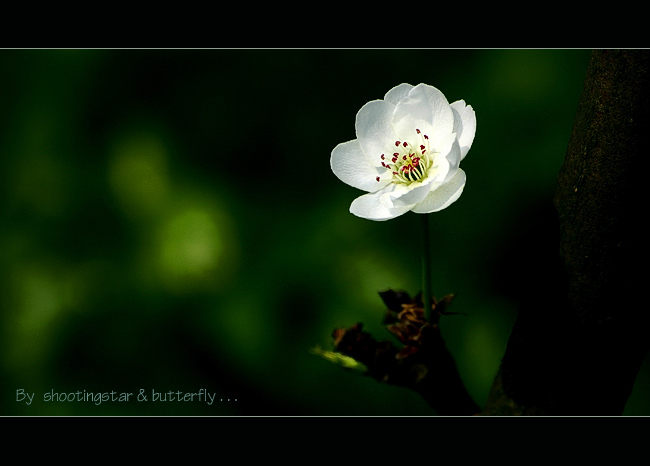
[483, 50, 650, 415]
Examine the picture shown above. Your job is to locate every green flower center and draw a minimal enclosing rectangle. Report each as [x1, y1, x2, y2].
[376, 129, 434, 185]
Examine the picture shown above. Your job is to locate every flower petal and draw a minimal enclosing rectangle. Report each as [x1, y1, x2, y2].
[390, 183, 433, 208]
[387, 161, 447, 209]
[426, 152, 451, 186]
[355, 99, 397, 161]
[443, 138, 462, 182]
[350, 189, 414, 221]
[331, 139, 389, 192]
[411, 169, 466, 213]
[450, 100, 476, 160]
[384, 83, 413, 105]
[392, 84, 454, 144]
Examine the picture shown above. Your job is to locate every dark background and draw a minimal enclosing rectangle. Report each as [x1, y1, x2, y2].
[2, 49, 647, 415]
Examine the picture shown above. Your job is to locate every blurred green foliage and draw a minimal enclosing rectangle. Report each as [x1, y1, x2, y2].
[1, 49, 647, 415]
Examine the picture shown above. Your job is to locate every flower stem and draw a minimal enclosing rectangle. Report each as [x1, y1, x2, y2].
[421, 213, 433, 323]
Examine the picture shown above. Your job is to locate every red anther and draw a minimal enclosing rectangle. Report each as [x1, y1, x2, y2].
[395, 141, 401, 146]
[422, 150, 426, 155]
[376, 176, 381, 182]
[420, 145, 425, 150]
[392, 171, 398, 175]
[403, 155, 407, 160]
[403, 142, 408, 147]
[416, 128, 421, 134]
[424, 135, 429, 139]
[381, 154, 385, 160]
[393, 152, 399, 157]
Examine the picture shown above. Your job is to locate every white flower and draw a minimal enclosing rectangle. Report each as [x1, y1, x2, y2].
[330, 83, 476, 221]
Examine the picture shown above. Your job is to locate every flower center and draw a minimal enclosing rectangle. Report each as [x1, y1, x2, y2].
[376, 129, 434, 184]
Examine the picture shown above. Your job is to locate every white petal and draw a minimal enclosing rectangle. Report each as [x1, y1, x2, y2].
[384, 83, 413, 105]
[450, 100, 476, 160]
[350, 189, 414, 221]
[392, 84, 454, 142]
[426, 153, 451, 186]
[412, 169, 466, 213]
[443, 138, 462, 181]
[331, 139, 390, 192]
[386, 167, 442, 208]
[355, 99, 397, 161]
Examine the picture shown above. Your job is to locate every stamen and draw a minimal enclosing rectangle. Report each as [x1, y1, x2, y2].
[379, 128, 435, 185]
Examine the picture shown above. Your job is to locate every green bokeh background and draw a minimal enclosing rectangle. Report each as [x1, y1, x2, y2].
[2, 49, 648, 415]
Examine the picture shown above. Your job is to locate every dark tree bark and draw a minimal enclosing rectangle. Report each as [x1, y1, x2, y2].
[483, 50, 650, 415]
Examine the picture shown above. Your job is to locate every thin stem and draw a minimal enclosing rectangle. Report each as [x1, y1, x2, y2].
[421, 213, 433, 323]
